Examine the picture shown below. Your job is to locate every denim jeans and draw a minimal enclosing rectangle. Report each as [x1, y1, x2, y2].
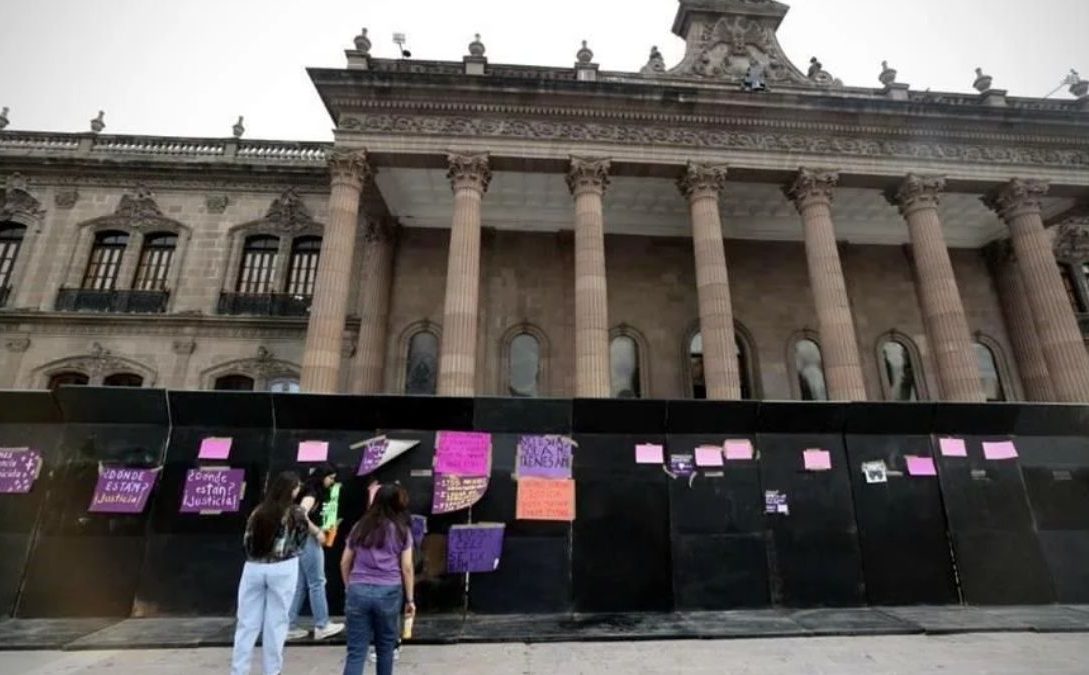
[231, 558, 298, 675]
[342, 583, 402, 675]
[289, 535, 330, 630]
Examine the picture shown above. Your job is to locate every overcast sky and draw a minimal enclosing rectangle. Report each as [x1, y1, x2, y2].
[1, 0, 1086, 142]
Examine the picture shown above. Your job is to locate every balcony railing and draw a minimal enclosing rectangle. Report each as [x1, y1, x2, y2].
[0, 286, 10, 308]
[217, 292, 311, 317]
[55, 289, 169, 314]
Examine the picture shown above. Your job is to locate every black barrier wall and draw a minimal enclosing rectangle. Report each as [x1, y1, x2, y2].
[2, 388, 1089, 618]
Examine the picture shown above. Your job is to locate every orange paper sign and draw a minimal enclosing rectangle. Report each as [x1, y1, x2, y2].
[516, 477, 575, 522]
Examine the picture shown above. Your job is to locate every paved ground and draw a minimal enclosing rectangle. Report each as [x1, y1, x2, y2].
[3, 632, 1086, 674]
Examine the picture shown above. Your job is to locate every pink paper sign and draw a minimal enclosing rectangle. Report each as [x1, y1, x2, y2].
[939, 438, 967, 457]
[694, 446, 725, 467]
[905, 455, 938, 477]
[297, 441, 329, 463]
[635, 444, 664, 464]
[198, 437, 232, 461]
[434, 432, 492, 476]
[724, 439, 754, 461]
[803, 449, 832, 472]
[983, 441, 1018, 461]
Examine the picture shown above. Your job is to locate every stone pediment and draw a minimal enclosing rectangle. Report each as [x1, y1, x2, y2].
[652, 0, 840, 88]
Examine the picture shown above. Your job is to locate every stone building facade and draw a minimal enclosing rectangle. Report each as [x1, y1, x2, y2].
[2, 0, 1088, 403]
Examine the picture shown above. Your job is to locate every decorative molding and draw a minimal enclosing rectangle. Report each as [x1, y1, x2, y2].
[200, 345, 300, 387]
[4, 336, 30, 353]
[888, 174, 946, 216]
[983, 178, 1050, 221]
[678, 162, 729, 198]
[172, 339, 197, 355]
[447, 152, 492, 193]
[54, 189, 79, 209]
[566, 157, 611, 196]
[328, 148, 372, 189]
[1053, 220, 1089, 263]
[80, 185, 188, 234]
[205, 194, 229, 214]
[262, 188, 316, 234]
[35, 341, 158, 385]
[1, 172, 46, 222]
[785, 168, 839, 209]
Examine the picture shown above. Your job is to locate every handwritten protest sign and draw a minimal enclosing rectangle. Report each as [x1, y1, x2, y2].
[432, 474, 489, 514]
[765, 490, 789, 515]
[355, 436, 419, 476]
[0, 448, 43, 494]
[434, 432, 491, 476]
[198, 437, 232, 461]
[180, 468, 245, 514]
[410, 514, 427, 545]
[516, 435, 573, 479]
[516, 477, 575, 521]
[668, 454, 695, 478]
[446, 523, 505, 573]
[89, 466, 158, 514]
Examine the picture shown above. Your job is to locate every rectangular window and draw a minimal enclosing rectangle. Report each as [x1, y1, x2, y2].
[132, 235, 177, 291]
[82, 233, 128, 291]
[237, 242, 279, 294]
[0, 233, 23, 290]
[286, 244, 320, 296]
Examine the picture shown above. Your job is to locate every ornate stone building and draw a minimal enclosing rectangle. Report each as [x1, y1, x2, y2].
[2, 0, 1089, 403]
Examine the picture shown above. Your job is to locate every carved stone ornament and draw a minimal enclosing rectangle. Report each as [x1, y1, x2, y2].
[231, 346, 297, 380]
[54, 189, 79, 210]
[983, 178, 1050, 221]
[84, 185, 181, 232]
[447, 153, 492, 193]
[263, 188, 315, 233]
[640, 46, 667, 75]
[879, 61, 897, 86]
[354, 28, 372, 55]
[1, 173, 46, 221]
[4, 336, 30, 353]
[566, 157, 611, 195]
[205, 194, 230, 214]
[889, 174, 946, 215]
[1053, 218, 1089, 263]
[327, 149, 372, 188]
[785, 168, 839, 208]
[677, 162, 729, 198]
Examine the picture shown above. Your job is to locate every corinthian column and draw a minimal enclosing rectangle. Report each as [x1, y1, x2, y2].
[354, 217, 398, 394]
[786, 169, 867, 400]
[985, 179, 1089, 402]
[678, 163, 740, 400]
[567, 158, 611, 398]
[437, 153, 491, 396]
[300, 149, 370, 393]
[889, 175, 984, 402]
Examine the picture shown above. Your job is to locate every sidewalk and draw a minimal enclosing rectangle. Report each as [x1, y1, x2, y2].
[3, 633, 1087, 674]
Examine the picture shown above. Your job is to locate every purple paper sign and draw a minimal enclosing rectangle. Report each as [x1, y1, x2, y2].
[446, 523, 505, 573]
[516, 435, 573, 479]
[668, 454, 695, 477]
[431, 474, 489, 514]
[411, 514, 427, 545]
[0, 449, 43, 494]
[89, 466, 158, 514]
[434, 431, 492, 476]
[180, 468, 245, 513]
[357, 437, 388, 476]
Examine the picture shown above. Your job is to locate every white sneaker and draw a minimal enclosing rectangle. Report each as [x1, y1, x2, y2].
[286, 628, 308, 640]
[313, 622, 344, 640]
[394, 648, 400, 661]
[369, 647, 399, 662]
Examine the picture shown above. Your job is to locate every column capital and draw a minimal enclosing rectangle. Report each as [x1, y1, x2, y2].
[785, 168, 839, 210]
[447, 152, 492, 194]
[566, 157, 611, 196]
[327, 148, 372, 190]
[887, 173, 946, 216]
[983, 178, 1050, 221]
[678, 162, 728, 199]
[364, 216, 400, 244]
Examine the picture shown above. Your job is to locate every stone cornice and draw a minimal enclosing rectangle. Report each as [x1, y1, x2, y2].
[0, 311, 361, 339]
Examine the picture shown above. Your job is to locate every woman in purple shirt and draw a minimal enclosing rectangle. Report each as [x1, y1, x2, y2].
[340, 483, 416, 675]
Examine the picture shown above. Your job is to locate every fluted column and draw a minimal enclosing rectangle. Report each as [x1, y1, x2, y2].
[985, 179, 1089, 401]
[678, 163, 740, 399]
[567, 158, 612, 398]
[354, 217, 398, 393]
[890, 175, 984, 402]
[437, 153, 491, 396]
[786, 169, 868, 400]
[986, 240, 1055, 401]
[300, 149, 370, 393]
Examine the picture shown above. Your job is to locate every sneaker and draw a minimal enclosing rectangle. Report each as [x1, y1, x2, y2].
[313, 622, 345, 640]
[286, 628, 308, 641]
[394, 647, 400, 661]
[369, 647, 399, 663]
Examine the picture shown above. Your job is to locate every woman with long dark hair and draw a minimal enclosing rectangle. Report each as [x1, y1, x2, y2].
[340, 483, 416, 675]
[231, 471, 322, 675]
[286, 463, 344, 641]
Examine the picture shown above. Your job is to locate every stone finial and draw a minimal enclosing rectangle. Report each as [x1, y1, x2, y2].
[808, 57, 822, 79]
[785, 168, 840, 210]
[0, 107, 9, 131]
[641, 46, 666, 75]
[468, 33, 485, 57]
[887, 174, 946, 215]
[576, 40, 594, 65]
[90, 110, 105, 134]
[354, 27, 371, 55]
[677, 162, 729, 199]
[879, 61, 897, 86]
[232, 116, 245, 138]
[973, 67, 993, 93]
[567, 157, 611, 195]
[983, 178, 1050, 221]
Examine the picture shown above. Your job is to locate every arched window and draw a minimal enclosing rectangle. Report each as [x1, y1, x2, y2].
[82, 230, 129, 291]
[132, 232, 177, 291]
[48, 371, 89, 390]
[286, 236, 321, 297]
[689, 330, 755, 400]
[507, 333, 540, 397]
[975, 341, 1006, 402]
[878, 338, 920, 401]
[405, 331, 439, 395]
[237, 235, 279, 294]
[794, 338, 828, 401]
[0, 224, 27, 301]
[103, 373, 144, 387]
[268, 377, 300, 393]
[610, 335, 642, 399]
[214, 374, 256, 391]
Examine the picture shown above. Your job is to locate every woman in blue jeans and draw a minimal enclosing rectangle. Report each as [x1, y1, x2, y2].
[340, 483, 416, 675]
[287, 464, 344, 641]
